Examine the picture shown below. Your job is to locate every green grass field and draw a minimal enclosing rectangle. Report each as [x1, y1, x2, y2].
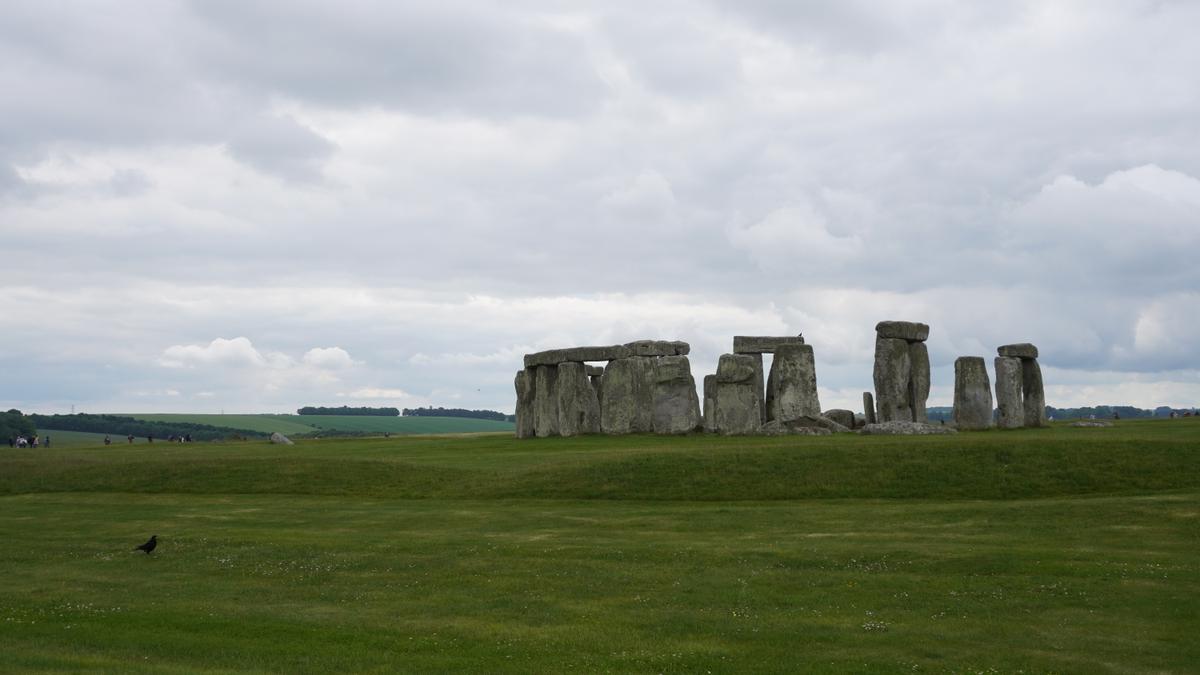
[124, 413, 515, 436]
[1, 419, 1196, 672]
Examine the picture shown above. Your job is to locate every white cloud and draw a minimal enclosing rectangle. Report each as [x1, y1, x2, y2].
[302, 347, 358, 370]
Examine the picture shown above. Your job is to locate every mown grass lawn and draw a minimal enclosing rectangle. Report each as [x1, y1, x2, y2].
[1, 419, 1197, 673]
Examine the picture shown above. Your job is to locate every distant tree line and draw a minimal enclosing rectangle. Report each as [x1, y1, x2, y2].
[1, 409, 37, 439]
[297, 406, 400, 416]
[27, 413, 265, 441]
[402, 406, 516, 422]
[924, 405, 1196, 422]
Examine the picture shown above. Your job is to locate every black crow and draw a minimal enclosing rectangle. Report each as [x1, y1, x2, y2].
[134, 535, 158, 554]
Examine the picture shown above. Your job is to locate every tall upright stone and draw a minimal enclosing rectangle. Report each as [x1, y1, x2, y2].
[652, 355, 701, 434]
[873, 336, 912, 422]
[711, 354, 762, 435]
[953, 356, 993, 431]
[556, 362, 600, 437]
[765, 343, 821, 422]
[748, 353, 766, 423]
[1022, 358, 1047, 428]
[514, 368, 535, 438]
[862, 391, 877, 425]
[533, 364, 559, 437]
[702, 374, 716, 433]
[908, 342, 930, 422]
[600, 356, 655, 434]
[994, 356, 1024, 429]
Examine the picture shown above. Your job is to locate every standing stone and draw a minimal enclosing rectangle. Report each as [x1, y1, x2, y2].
[1022, 359, 1047, 428]
[908, 341, 930, 422]
[556, 362, 600, 437]
[702, 374, 716, 433]
[994, 356, 1024, 429]
[533, 364, 559, 437]
[712, 354, 762, 435]
[514, 368, 535, 439]
[765, 343, 821, 422]
[873, 336, 912, 422]
[748, 353, 766, 423]
[953, 357, 993, 431]
[863, 391, 877, 425]
[652, 356, 701, 434]
[600, 357, 655, 434]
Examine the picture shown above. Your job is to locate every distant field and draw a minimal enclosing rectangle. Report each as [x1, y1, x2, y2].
[1, 419, 1195, 672]
[25, 430, 113, 448]
[124, 413, 514, 436]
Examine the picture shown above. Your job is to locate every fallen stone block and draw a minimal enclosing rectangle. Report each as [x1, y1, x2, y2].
[859, 421, 958, 435]
[270, 432, 294, 445]
[823, 409, 856, 430]
[760, 420, 832, 436]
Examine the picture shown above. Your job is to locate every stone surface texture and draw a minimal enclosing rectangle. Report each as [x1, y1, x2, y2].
[733, 335, 805, 354]
[823, 409, 856, 430]
[765, 343, 820, 423]
[760, 420, 832, 436]
[514, 369, 535, 438]
[875, 321, 930, 342]
[862, 391, 877, 425]
[860, 421, 958, 435]
[993, 356, 1024, 429]
[270, 432, 294, 445]
[533, 364, 560, 437]
[1022, 358, 1047, 428]
[555, 362, 601, 437]
[908, 341, 931, 422]
[599, 357, 654, 434]
[953, 356, 994, 430]
[998, 343, 1039, 359]
[651, 356, 701, 434]
[702, 374, 716, 433]
[711, 354, 762, 435]
[873, 336, 912, 422]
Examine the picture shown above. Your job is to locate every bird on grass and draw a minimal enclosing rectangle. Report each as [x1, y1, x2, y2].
[134, 535, 158, 554]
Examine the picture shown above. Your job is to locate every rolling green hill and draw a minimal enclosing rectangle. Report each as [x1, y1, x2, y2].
[124, 413, 514, 436]
[1, 418, 1196, 672]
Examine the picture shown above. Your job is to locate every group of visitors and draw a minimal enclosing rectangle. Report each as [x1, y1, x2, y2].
[8, 435, 49, 448]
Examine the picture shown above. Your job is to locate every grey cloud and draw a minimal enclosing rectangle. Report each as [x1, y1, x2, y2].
[225, 114, 335, 182]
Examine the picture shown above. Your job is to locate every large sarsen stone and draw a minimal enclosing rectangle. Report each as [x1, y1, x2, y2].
[651, 355, 701, 434]
[873, 336, 912, 422]
[953, 356, 993, 431]
[600, 356, 655, 434]
[765, 343, 820, 422]
[994, 356, 1024, 429]
[556, 362, 600, 437]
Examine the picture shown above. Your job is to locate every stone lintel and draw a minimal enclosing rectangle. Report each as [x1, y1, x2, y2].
[875, 321, 930, 342]
[732, 335, 805, 354]
[997, 343, 1039, 359]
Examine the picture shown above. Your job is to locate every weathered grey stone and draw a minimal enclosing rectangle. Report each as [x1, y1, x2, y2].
[625, 339, 689, 357]
[590, 373, 603, 406]
[750, 353, 766, 423]
[823, 409, 856, 430]
[908, 341, 930, 422]
[524, 345, 630, 368]
[998, 343, 1039, 359]
[715, 353, 758, 383]
[873, 336, 912, 422]
[514, 368, 536, 438]
[702, 374, 716, 433]
[270, 432, 294, 445]
[599, 356, 655, 434]
[651, 355, 701, 434]
[787, 414, 851, 433]
[760, 420, 832, 436]
[711, 354, 762, 435]
[1022, 359, 1047, 428]
[863, 391, 877, 425]
[733, 335, 805, 354]
[860, 421, 958, 435]
[585, 365, 605, 377]
[533, 365, 560, 437]
[994, 356, 1024, 429]
[875, 320, 930, 342]
[556, 362, 600, 437]
[1070, 420, 1112, 427]
[765, 343, 820, 422]
[953, 356, 993, 431]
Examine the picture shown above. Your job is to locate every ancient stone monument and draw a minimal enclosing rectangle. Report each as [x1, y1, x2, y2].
[953, 356, 993, 430]
[862, 391, 876, 424]
[872, 321, 930, 423]
[994, 343, 1046, 428]
[515, 340, 698, 438]
[709, 353, 763, 435]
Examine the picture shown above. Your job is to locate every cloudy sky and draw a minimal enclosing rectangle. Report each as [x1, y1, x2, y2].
[3, 0, 1198, 415]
